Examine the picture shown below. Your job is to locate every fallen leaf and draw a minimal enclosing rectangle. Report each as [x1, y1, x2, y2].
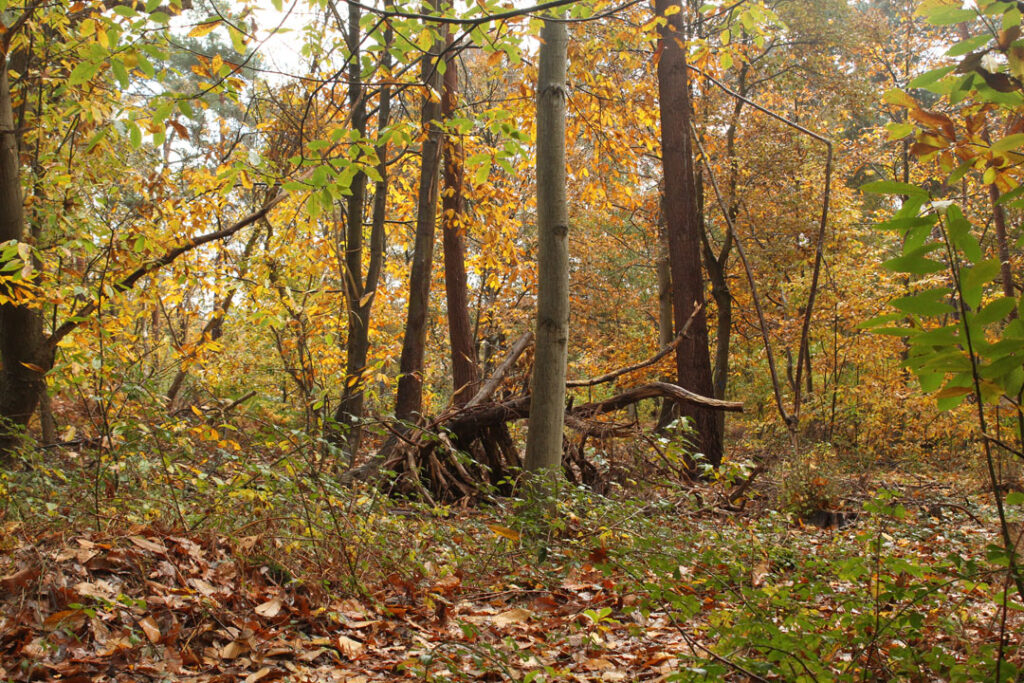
[487, 524, 521, 542]
[139, 616, 161, 643]
[244, 667, 272, 683]
[336, 634, 365, 659]
[256, 596, 283, 618]
[43, 609, 87, 632]
[221, 640, 249, 659]
[129, 536, 167, 555]
[491, 607, 533, 626]
[1, 565, 39, 592]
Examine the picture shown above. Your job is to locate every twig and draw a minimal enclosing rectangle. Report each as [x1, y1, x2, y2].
[567, 304, 700, 388]
[689, 65, 833, 424]
[464, 330, 533, 409]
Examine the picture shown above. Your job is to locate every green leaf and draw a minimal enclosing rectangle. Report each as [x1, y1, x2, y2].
[129, 122, 142, 149]
[1006, 366, 1024, 399]
[883, 244, 946, 275]
[229, 26, 247, 54]
[909, 65, 957, 89]
[913, 324, 959, 347]
[891, 288, 953, 317]
[963, 258, 1001, 293]
[306, 192, 322, 219]
[474, 158, 492, 186]
[947, 159, 974, 185]
[917, 371, 944, 393]
[991, 133, 1024, 153]
[858, 312, 904, 329]
[946, 206, 982, 262]
[996, 184, 1024, 205]
[947, 33, 991, 56]
[973, 296, 1016, 326]
[861, 180, 929, 197]
[923, 6, 976, 25]
[874, 215, 935, 234]
[68, 60, 102, 86]
[145, 0, 161, 11]
[111, 59, 129, 89]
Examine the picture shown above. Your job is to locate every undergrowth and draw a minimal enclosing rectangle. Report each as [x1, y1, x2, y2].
[2, 429, 1022, 681]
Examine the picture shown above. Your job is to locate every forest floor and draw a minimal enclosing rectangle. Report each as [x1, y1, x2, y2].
[1, 448, 1022, 681]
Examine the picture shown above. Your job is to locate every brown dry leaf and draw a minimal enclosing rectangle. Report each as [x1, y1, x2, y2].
[431, 574, 461, 595]
[255, 596, 284, 618]
[752, 560, 770, 588]
[189, 577, 218, 597]
[336, 634, 365, 659]
[129, 536, 167, 555]
[342, 619, 379, 629]
[243, 667, 273, 682]
[583, 656, 615, 671]
[491, 607, 533, 627]
[138, 616, 162, 643]
[221, 640, 249, 659]
[75, 580, 116, 600]
[0, 565, 39, 592]
[42, 609, 87, 632]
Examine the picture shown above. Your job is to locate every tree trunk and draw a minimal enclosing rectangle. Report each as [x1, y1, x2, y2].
[654, 0, 722, 467]
[393, 14, 445, 422]
[655, 210, 678, 431]
[0, 61, 47, 456]
[333, 10, 393, 453]
[523, 16, 569, 476]
[441, 39, 478, 406]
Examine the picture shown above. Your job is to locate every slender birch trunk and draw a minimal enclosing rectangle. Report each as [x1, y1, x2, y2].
[524, 16, 570, 476]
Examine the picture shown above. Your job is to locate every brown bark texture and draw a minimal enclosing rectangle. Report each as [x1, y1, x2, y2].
[654, 0, 723, 466]
[441, 41, 479, 407]
[393, 19, 445, 422]
[0, 62, 47, 456]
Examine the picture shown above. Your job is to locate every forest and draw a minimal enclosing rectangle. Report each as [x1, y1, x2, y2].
[2, 0, 1024, 679]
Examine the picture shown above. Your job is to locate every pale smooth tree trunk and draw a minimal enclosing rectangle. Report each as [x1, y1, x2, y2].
[524, 16, 570, 476]
[654, 0, 723, 467]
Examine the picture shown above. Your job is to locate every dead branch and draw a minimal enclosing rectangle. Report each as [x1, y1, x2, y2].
[566, 305, 700, 388]
[464, 330, 533, 408]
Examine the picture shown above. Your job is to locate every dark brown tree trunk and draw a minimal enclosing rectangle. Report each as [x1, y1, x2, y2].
[0, 62, 47, 456]
[393, 15, 444, 422]
[441, 40, 478, 406]
[655, 205, 678, 430]
[654, 0, 722, 467]
[332, 4, 392, 455]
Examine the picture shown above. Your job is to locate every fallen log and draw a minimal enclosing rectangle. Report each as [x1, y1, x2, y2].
[444, 381, 742, 434]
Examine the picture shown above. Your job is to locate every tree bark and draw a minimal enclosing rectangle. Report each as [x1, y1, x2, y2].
[441, 39, 478, 406]
[393, 13, 445, 422]
[0, 60, 47, 456]
[523, 16, 570, 476]
[333, 7, 393, 453]
[654, 0, 722, 467]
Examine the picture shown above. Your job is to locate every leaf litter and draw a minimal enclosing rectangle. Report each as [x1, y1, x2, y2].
[1, 477, 1021, 681]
